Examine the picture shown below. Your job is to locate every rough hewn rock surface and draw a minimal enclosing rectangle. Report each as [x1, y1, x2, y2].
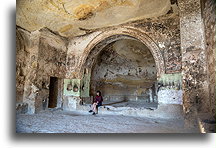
[179, 0, 206, 127]
[16, 10, 182, 113]
[90, 39, 157, 101]
[16, 0, 171, 37]
[16, 27, 31, 103]
[35, 29, 67, 112]
[16, 0, 215, 133]
[202, 0, 216, 116]
[74, 13, 181, 79]
[16, 27, 68, 113]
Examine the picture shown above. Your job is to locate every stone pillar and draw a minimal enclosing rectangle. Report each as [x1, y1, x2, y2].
[179, 0, 210, 127]
[23, 31, 40, 114]
[201, 0, 216, 118]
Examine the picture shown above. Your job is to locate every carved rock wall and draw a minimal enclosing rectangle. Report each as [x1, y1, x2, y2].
[16, 11, 182, 113]
[90, 39, 157, 101]
[16, 27, 68, 113]
[35, 29, 67, 112]
[16, 27, 31, 103]
[179, 0, 208, 113]
[68, 13, 181, 79]
[202, 0, 216, 116]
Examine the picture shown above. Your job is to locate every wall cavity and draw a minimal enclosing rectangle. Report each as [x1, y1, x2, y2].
[90, 39, 157, 102]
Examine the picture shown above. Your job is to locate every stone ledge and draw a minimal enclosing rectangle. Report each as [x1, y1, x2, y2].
[74, 104, 183, 119]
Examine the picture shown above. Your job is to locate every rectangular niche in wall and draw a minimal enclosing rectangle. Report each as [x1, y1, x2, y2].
[48, 77, 59, 108]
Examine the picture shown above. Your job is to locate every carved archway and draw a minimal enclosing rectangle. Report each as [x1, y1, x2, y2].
[79, 27, 165, 79]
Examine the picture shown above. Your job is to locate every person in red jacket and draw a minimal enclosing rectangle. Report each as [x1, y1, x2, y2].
[89, 91, 103, 115]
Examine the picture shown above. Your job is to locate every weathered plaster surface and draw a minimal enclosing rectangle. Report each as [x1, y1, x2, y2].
[63, 79, 80, 96]
[158, 73, 182, 104]
[158, 90, 182, 104]
[158, 73, 182, 88]
[80, 72, 91, 98]
[62, 96, 80, 111]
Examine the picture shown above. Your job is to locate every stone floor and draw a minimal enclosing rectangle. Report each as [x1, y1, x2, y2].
[16, 109, 199, 133]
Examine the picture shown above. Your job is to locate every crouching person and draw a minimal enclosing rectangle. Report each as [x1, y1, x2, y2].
[89, 91, 103, 115]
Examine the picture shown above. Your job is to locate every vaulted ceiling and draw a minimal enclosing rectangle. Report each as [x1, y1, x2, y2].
[17, 0, 171, 37]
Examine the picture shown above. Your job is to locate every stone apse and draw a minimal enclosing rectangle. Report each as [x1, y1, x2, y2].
[16, 0, 215, 126]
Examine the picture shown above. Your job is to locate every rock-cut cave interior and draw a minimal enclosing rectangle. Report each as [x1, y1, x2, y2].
[16, 0, 216, 133]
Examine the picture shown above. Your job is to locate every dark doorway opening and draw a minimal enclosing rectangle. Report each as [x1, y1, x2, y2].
[48, 77, 58, 108]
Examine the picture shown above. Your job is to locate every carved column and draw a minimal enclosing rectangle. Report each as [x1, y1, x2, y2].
[179, 0, 210, 127]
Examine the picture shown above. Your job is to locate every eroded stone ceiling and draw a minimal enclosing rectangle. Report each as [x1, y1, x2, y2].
[17, 0, 171, 37]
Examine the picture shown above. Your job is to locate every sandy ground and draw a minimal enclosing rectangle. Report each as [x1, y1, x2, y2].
[16, 110, 199, 133]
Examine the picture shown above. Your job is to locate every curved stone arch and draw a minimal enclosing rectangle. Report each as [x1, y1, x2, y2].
[82, 34, 139, 69]
[79, 27, 165, 78]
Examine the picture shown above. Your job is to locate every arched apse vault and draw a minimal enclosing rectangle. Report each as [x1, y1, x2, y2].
[79, 27, 165, 79]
